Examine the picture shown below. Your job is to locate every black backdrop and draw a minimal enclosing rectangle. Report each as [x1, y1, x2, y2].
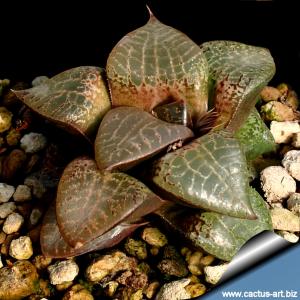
[0, 0, 299, 90]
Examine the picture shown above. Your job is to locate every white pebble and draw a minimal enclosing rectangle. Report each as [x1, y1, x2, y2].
[271, 208, 300, 232]
[13, 185, 31, 202]
[270, 121, 300, 144]
[282, 150, 300, 181]
[292, 132, 300, 148]
[277, 231, 299, 243]
[9, 236, 33, 260]
[0, 202, 16, 219]
[20, 132, 47, 154]
[0, 183, 15, 203]
[260, 166, 296, 203]
[287, 193, 300, 216]
[155, 278, 191, 300]
[48, 260, 79, 285]
[2, 212, 24, 234]
[204, 263, 229, 285]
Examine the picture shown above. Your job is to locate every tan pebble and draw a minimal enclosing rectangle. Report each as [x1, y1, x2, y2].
[260, 166, 296, 203]
[1, 233, 19, 256]
[270, 121, 300, 144]
[150, 247, 160, 256]
[105, 281, 119, 297]
[0, 260, 39, 299]
[287, 193, 300, 216]
[13, 184, 32, 202]
[0, 202, 16, 218]
[277, 231, 299, 243]
[130, 289, 143, 300]
[188, 251, 203, 265]
[48, 260, 79, 285]
[185, 282, 206, 298]
[33, 255, 53, 270]
[141, 227, 168, 247]
[9, 236, 33, 260]
[62, 283, 94, 300]
[188, 264, 202, 276]
[180, 247, 192, 258]
[282, 150, 300, 181]
[55, 281, 73, 291]
[271, 208, 300, 232]
[2, 149, 27, 181]
[0, 231, 6, 244]
[0, 107, 13, 133]
[261, 101, 295, 122]
[204, 263, 229, 285]
[124, 238, 147, 260]
[0, 183, 15, 203]
[260, 86, 281, 102]
[293, 132, 300, 148]
[200, 255, 215, 266]
[145, 281, 160, 299]
[6, 128, 21, 146]
[2, 212, 24, 234]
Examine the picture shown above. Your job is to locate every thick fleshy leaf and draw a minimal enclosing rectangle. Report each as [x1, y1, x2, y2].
[14, 66, 111, 141]
[106, 12, 208, 121]
[200, 41, 275, 132]
[152, 130, 256, 219]
[152, 101, 193, 127]
[41, 202, 146, 258]
[235, 108, 276, 161]
[156, 187, 272, 261]
[56, 157, 164, 248]
[95, 107, 194, 171]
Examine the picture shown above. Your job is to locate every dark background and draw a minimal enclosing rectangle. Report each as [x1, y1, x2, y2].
[0, 0, 299, 89]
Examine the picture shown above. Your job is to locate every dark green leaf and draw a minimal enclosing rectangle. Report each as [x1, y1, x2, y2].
[152, 130, 256, 219]
[14, 66, 111, 141]
[200, 41, 275, 132]
[95, 107, 194, 171]
[56, 157, 164, 248]
[235, 108, 276, 160]
[156, 187, 272, 261]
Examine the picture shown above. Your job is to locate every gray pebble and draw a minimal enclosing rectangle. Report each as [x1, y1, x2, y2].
[0, 183, 15, 203]
[0, 202, 16, 219]
[2, 212, 24, 234]
[48, 260, 79, 285]
[20, 133, 47, 154]
[13, 185, 31, 202]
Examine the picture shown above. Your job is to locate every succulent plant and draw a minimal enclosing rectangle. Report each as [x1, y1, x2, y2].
[15, 10, 276, 261]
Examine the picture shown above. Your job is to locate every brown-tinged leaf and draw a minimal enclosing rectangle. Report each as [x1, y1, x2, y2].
[106, 12, 208, 121]
[13, 66, 111, 141]
[56, 157, 164, 248]
[95, 107, 194, 171]
[200, 41, 275, 132]
[40, 202, 146, 258]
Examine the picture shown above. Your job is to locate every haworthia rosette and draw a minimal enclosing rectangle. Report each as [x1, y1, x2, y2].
[95, 107, 194, 171]
[152, 130, 256, 219]
[14, 66, 111, 141]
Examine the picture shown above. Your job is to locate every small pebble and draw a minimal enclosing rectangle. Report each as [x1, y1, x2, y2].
[260, 86, 282, 102]
[30, 207, 43, 226]
[33, 255, 52, 270]
[124, 238, 147, 260]
[0, 254, 3, 268]
[2, 212, 24, 234]
[204, 263, 229, 285]
[155, 278, 191, 300]
[116, 269, 148, 290]
[141, 227, 168, 247]
[9, 236, 33, 260]
[48, 260, 79, 285]
[2, 149, 27, 181]
[24, 176, 46, 199]
[105, 281, 119, 297]
[13, 185, 32, 202]
[260, 166, 296, 203]
[287, 193, 300, 216]
[282, 150, 300, 180]
[62, 283, 94, 300]
[55, 281, 73, 291]
[277, 231, 299, 243]
[261, 101, 295, 122]
[292, 132, 300, 148]
[0, 107, 13, 133]
[20, 132, 47, 154]
[0, 231, 6, 244]
[6, 128, 21, 146]
[145, 281, 160, 299]
[270, 121, 300, 144]
[0, 261, 39, 299]
[0, 202, 17, 218]
[86, 250, 137, 282]
[271, 208, 300, 232]
[0, 183, 15, 203]
[185, 282, 206, 298]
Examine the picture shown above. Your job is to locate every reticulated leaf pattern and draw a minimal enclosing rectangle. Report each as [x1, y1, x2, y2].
[95, 107, 194, 171]
[14, 66, 111, 140]
[152, 130, 256, 219]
